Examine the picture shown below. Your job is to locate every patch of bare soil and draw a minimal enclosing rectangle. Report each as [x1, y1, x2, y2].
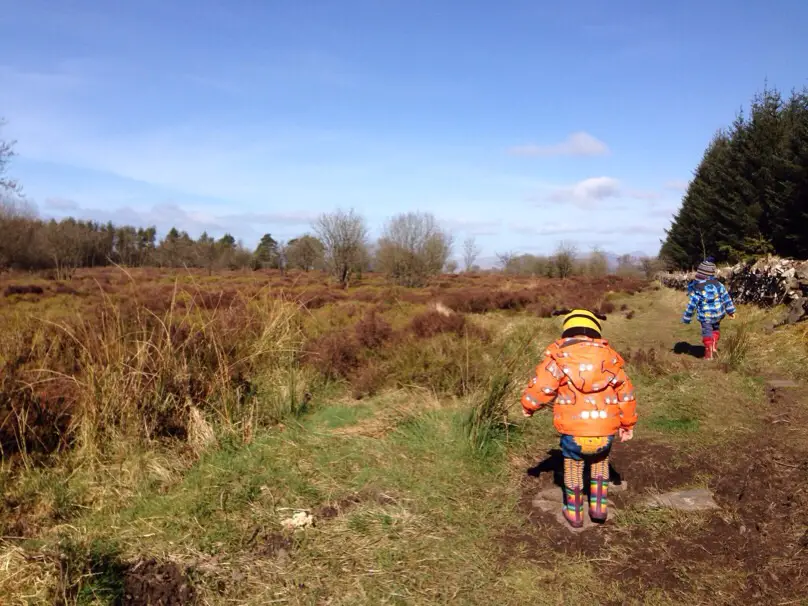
[123, 558, 197, 606]
[602, 435, 808, 602]
[505, 381, 808, 602]
[508, 441, 705, 558]
[247, 530, 294, 559]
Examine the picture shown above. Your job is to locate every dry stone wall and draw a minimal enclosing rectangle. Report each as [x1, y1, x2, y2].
[657, 257, 808, 324]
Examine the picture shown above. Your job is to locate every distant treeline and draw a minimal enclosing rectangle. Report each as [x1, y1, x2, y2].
[0, 201, 660, 283]
[661, 85, 808, 269]
[0, 199, 323, 278]
[1, 119, 658, 284]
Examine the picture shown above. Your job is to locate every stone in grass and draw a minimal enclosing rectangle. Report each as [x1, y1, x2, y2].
[766, 379, 799, 389]
[643, 487, 719, 511]
[532, 486, 619, 533]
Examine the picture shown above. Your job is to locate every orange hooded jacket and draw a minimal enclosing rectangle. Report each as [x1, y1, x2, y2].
[521, 336, 637, 437]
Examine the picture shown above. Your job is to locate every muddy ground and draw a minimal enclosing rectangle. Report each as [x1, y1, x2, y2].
[122, 559, 197, 606]
[510, 380, 808, 603]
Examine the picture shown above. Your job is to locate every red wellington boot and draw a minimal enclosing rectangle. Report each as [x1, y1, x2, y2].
[713, 330, 721, 352]
[702, 336, 715, 360]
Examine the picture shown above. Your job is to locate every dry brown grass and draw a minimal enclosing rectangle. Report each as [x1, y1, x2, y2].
[0, 268, 668, 603]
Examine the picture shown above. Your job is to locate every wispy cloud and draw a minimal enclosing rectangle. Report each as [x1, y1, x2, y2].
[545, 176, 621, 205]
[508, 132, 610, 157]
[541, 177, 661, 207]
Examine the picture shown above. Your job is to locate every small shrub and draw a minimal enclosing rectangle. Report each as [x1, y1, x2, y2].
[303, 331, 361, 379]
[388, 333, 489, 396]
[351, 361, 387, 399]
[3, 284, 44, 297]
[410, 310, 466, 338]
[527, 302, 556, 318]
[298, 289, 345, 310]
[599, 301, 616, 314]
[355, 310, 393, 349]
[54, 282, 80, 295]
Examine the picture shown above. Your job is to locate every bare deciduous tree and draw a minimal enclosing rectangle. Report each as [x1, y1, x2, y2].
[552, 241, 578, 279]
[0, 119, 21, 195]
[639, 256, 663, 279]
[314, 208, 369, 288]
[375, 212, 453, 287]
[616, 254, 639, 277]
[462, 237, 481, 272]
[47, 219, 85, 280]
[586, 247, 609, 277]
[495, 251, 515, 271]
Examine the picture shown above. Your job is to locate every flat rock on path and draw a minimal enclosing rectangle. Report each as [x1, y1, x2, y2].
[532, 484, 626, 533]
[642, 487, 719, 511]
[766, 379, 799, 389]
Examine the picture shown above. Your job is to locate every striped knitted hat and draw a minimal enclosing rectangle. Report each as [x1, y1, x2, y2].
[695, 257, 716, 280]
[562, 309, 602, 337]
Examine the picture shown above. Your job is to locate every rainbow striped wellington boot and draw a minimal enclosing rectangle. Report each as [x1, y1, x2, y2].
[563, 486, 584, 528]
[562, 457, 585, 528]
[589, 457, 609, 522]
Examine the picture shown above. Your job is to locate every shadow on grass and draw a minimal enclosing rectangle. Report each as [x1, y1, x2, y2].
[527, 449, 625, 489]
[673, 341, 706, 359]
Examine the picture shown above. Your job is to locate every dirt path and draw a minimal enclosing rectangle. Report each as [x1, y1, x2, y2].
[505, 294, 808, 603]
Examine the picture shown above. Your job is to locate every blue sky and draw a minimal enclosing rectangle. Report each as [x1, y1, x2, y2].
[1, 0, 807, 263]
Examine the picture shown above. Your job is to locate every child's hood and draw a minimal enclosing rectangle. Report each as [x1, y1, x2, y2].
[547, 338, 625, 392]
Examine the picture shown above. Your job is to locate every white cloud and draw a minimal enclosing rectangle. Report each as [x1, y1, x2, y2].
[546, 176, 622, 206]
[508, 132, 610, 157]
[541, 177, 663, 207]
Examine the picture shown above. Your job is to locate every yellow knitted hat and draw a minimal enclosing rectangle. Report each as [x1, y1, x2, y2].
[562, 309, 602, 336]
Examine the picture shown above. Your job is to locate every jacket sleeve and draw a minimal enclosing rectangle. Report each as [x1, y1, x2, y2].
[521, 352, 563, 415]
[682, 290, 699, 323]
[613, 368, 638, 429]
[720, 283, 736, 315]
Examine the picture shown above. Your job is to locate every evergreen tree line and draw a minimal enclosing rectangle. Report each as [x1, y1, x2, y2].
[661, 85, 808, 268]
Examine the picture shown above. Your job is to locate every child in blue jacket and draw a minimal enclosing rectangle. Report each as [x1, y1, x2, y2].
[681, 258, 736, 359]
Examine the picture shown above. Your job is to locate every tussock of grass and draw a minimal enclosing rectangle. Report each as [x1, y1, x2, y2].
[722, 319, 752, 371]
[464, 373, 513, 453]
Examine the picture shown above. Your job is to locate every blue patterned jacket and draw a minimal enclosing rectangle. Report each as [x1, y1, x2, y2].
[682, 278, 736, 324]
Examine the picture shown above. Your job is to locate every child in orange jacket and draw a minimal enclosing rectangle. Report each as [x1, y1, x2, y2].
[521, 309, 637, 528]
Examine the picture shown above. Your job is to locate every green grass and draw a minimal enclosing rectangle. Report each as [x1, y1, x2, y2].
[3, 286, 807, 604]
[305, 403, 374, 429]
